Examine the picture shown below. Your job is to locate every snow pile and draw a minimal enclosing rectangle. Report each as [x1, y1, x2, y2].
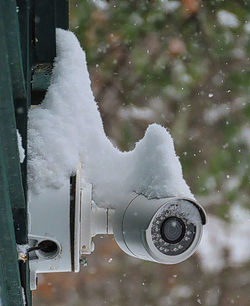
[198, 206, 250, 272]
[217, 10, 239, 28]
[28, 29, 193, 208]
[158, 199, 202, 226]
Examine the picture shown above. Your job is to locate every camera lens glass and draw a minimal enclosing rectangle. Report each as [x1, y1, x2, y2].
[150, 201, 197, 256]
[161, 217, 185, 244]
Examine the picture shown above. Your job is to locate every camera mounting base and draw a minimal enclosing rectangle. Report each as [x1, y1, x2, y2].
[28, 165, 113, 290]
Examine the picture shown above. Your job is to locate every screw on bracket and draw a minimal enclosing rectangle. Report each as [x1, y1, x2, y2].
[79, 256, 88, 267]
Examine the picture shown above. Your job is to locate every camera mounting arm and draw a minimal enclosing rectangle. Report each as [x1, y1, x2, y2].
[28, 165, 114, 290]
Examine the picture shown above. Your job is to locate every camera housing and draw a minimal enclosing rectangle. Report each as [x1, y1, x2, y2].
[113, 194, 206, 264]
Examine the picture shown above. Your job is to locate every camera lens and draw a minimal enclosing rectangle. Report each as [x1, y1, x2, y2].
[161, 217, 185, 244]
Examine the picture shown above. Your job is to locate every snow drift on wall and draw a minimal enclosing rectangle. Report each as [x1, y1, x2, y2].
[28, 29, 193, 208]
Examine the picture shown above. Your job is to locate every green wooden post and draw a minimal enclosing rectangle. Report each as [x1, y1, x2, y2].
[0, 1, 69, 305]
[0, 144, 24, 306]
[0, 1, 28, 303]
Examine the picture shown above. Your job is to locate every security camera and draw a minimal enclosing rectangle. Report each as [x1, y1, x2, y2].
[27, 165, 206, 290]
[113, 194, 206, 265]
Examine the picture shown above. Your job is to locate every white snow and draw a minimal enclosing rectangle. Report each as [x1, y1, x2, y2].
[217, 10, 239, 28]
[17, 129, 25, 163]
[21, 287, 26, 306]
[204, 104, 230, 124]
[16, 244, 29, 255]
[170, 285, 192, 299]
[232, 48, 245, 59]
[161, 0, 180, 13]
[92, 0, 108, 10]
[119, 106, 155, 121]
[244, 22, 250, 33]
[198, 216, 227, 272]
[204, 98, 246, 124]
[239, 125, 250, 148]
[198, 206, 250, 272]
[28, 29, 193, 208]
[108, 258, 113, 263]
[119, 97, 165, 122]
[223, 176, 240, 192]
[159, 199, 202, 225]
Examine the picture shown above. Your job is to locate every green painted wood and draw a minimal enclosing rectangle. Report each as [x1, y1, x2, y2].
[16, 0, 32, 195]
[34, 0, 56, 64]
[0, 0, 26, 226]
[31, 0, 56, 106]
[0, 1, 69, 304]
[31, 0, 69, 105]
[16, 1, 33, 304]
[33, 0, 69, 64]
[1, 0, 26, 100]
[17, 0, 32, 87]
[0, 144, 25, 306]
[0, 137, 24, 306]
[0, 260, 8, 306]
[0, 1, 31, 305]
[55, 0, 69, 30]
[0, 4, 26, 222]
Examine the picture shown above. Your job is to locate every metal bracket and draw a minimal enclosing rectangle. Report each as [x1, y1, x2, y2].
[28, 164, 114, 290]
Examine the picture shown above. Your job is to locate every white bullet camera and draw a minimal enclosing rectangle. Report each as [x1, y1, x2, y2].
[113, 194, 206, 265]
[27, 165, 206, 290]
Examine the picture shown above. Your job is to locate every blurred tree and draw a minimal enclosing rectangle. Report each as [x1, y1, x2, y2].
[34, 1, 250, 305]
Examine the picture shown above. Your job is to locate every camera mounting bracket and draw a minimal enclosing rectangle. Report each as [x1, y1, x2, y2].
[28, 164, 113, 290]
